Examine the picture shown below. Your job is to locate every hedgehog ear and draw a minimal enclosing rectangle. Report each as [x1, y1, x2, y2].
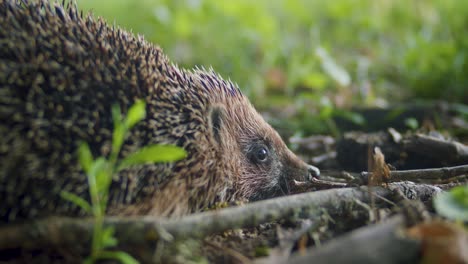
[209, 105, 226, 145]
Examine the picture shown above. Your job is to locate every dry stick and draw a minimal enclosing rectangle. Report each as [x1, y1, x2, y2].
[0, 183, 441, 252]
[360, 164, 468, 184]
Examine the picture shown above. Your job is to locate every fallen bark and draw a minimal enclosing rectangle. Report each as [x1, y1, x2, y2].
[287, 215, 421, 264]
[403, 134, 468, 164]
[336, 130, 468, 171]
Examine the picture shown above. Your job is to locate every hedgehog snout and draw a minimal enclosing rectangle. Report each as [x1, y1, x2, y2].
[307, 165, 320, 181]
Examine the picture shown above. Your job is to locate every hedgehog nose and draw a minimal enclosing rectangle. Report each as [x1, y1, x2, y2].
[308, 165, 320, 180]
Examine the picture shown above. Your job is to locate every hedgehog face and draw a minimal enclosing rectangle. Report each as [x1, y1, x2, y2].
[238, 124, 320, 201]
[208, 100, 320, 202]
[242, 137, 293, 200]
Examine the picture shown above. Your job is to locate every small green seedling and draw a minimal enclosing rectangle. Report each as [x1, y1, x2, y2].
[61, 100, 187, 264]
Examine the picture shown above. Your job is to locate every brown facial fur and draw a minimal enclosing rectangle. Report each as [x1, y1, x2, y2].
[210, 96, 313, 201]
[0, 0, 319, 221]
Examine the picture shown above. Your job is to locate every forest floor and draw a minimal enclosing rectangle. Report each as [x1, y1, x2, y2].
[1, 102, 467, 264]
[200, 102, 468, 263]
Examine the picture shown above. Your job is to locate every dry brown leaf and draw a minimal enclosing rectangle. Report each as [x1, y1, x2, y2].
[369, 146, 391, 186]
[407, 221, 468, 264]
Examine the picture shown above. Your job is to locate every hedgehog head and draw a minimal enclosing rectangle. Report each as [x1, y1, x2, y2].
[195, 70, 320, 201]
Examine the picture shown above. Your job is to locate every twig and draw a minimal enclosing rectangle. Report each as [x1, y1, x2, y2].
[292, 178, 348, 190]
[361, 164, 468, 184]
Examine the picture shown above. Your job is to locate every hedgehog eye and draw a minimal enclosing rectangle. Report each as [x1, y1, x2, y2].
[256, 147, 268, 161]
[250, 145, 269, 164]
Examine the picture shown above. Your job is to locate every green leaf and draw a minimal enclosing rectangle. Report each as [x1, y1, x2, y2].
[316, 46, 350, 87]
[450, 185, 468, 207]
[111, 252, 139, 264]
[384, 107, 405, 123]
[318, 97, 333, 119]
[334, 110, 365, 126]
[112, 120, 126, 157]
[95, 166, 112, 197]
[101, 226, 118, 248]
[60, 191, 92, 213]
[88, 157, 108, 180]
[99, 250, 140, 264]
[88, 158, 112, 197]
[433, 186, 468, 221]
[112, 104, 126, 155]
[117, 145, 187, 171]
[124, 100, 146, 130]
[88, 157, 109, 196]
[404, 117, 419, 130]
[303, 72, 328, 91]
[78, 142, 93, 174]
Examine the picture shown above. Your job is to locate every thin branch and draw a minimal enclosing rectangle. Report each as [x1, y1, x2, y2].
[361, 164, 468, 184]
[0, 183, 441, 255]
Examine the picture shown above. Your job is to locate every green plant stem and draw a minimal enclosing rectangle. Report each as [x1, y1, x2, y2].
[92, 215, 104, 260]
[88, 170, 103, 259]
[88, 121, 123, 262]
[68, 102, 152, 263]
[92, 140, 123, 261]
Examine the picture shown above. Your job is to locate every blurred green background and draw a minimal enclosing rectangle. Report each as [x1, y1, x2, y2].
[76, 0, 468, 135]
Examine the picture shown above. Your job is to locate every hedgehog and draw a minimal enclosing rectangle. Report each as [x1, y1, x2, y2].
[0, 0, 320, 222]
